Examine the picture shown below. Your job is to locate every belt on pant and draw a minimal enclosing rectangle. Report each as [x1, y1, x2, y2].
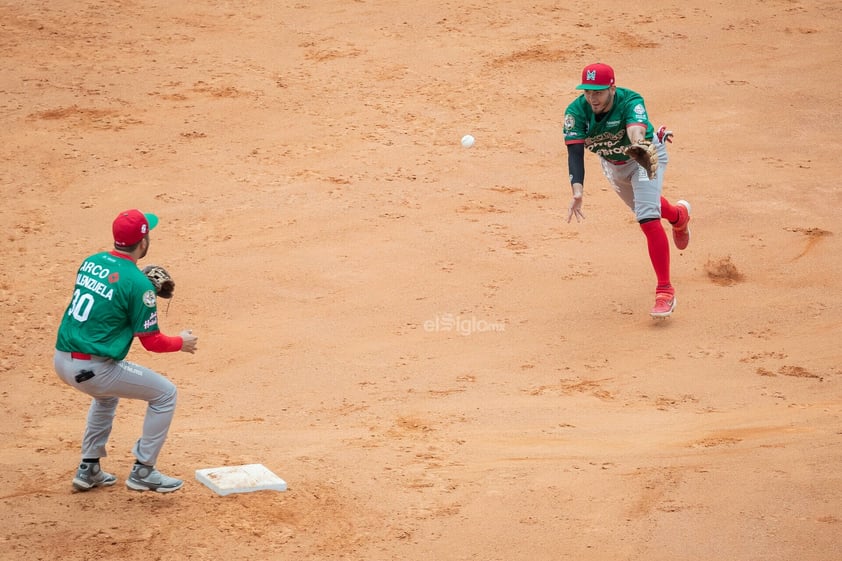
[71, 352, 92, 360]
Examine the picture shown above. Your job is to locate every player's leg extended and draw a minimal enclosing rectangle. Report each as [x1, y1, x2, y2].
[633, 152, 669, 285]
[632, 165, 676, 317]
[602, 159, 670, 289]
[639, 219, 672, 295]
[604, 158, 675, 316]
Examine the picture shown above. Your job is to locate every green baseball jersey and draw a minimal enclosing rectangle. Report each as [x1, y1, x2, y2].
[56, 251, 160, 360]
[563, 87, 655, 163]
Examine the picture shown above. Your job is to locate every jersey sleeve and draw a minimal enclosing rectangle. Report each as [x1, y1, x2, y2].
[129, 274, 161, 336]
[563, 98, 588, 145]
[139, 330, 183, 352]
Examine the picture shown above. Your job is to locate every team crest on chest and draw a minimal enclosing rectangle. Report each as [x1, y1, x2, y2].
[143, 290, 157, 308]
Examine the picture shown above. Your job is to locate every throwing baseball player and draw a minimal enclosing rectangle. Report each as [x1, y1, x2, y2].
[53, 209, 198, 493]
[564, 62, 692, 318]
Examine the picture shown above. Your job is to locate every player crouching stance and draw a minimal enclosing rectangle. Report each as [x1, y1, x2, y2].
[564, 62, 692, 318]
[53, 209, 198, 493]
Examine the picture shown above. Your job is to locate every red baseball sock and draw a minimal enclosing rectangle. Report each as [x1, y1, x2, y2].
[640, 219, 673, 295]
[660, 196, 680, 224]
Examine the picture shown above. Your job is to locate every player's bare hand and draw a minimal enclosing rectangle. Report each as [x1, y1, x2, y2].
[179, 329, 198, 354]
[656, 125, 674, 144]
[567, 194, 585, 223]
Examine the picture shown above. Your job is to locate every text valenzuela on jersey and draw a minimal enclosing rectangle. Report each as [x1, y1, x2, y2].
[76, 263, 115, 300]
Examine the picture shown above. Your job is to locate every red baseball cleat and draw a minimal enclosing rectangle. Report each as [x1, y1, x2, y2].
[672, 200, 691, 250]
[650, 292, 676, 318]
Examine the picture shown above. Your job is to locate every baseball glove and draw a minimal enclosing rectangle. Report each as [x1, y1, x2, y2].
[624, 140, 659, 180]
[142, 265, 175, 299]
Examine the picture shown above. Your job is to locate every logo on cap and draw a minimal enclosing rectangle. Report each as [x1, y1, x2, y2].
[576, 63, 615, 91]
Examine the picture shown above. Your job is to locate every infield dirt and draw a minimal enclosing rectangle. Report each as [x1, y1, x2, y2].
[2, 2, 841, 560]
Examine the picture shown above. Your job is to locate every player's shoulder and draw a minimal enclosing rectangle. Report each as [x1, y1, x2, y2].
[96, 254, 147, 285]
[615, 87, 650, 123]
[80, 250, 124, 271]
[564, 95, 591, 126]
[84, 250, 113, 263]
[615, 87, 645, 105]
[114, 258, 143, 277]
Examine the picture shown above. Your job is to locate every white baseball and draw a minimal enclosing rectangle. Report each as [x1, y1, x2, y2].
[461, 134, 475, 148]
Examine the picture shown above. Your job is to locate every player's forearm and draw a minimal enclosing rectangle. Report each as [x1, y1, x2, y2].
[626, 123, 646, 143]
[138, 331, 183, 353]
[567, 142, 585, 186]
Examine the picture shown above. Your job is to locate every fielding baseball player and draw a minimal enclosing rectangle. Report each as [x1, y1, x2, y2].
[564, 62, 692, 318]
[53, 209, 198, 493]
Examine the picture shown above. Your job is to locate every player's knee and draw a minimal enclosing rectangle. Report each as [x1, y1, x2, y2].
[94, 396, 120, 411]
[635, 205, 661, 222]
[150, 384, 177, 412]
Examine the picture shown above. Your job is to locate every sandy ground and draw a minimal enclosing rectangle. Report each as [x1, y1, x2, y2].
[2, 1, 841, 560]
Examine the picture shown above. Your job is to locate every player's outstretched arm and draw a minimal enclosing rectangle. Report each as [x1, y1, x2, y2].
[566, 143, 586, 223]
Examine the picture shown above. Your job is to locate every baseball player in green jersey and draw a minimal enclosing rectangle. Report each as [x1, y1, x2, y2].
[53, 209, 198, 493]
[564, 62, 692, 318]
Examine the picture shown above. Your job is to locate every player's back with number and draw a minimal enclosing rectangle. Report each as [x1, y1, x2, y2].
[56, 250, 158, 361]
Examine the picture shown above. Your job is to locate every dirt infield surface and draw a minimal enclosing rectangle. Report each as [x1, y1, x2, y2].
[2, 1, 841, 560]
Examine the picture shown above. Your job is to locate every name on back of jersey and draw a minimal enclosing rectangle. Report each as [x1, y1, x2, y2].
[76, 271, 114, 300]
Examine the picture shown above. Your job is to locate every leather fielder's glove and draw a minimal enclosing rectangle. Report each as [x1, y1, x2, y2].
[142, 265, 175, 299]
[624, 140, 659, 180]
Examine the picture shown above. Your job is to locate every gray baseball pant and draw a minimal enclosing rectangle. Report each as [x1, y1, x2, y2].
[599, 136, 670, 222]
[53, 350, 177, 467]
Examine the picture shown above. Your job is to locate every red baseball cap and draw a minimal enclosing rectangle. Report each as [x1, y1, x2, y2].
[112, 209, 159, 247]
[576, 63, 615, 90]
